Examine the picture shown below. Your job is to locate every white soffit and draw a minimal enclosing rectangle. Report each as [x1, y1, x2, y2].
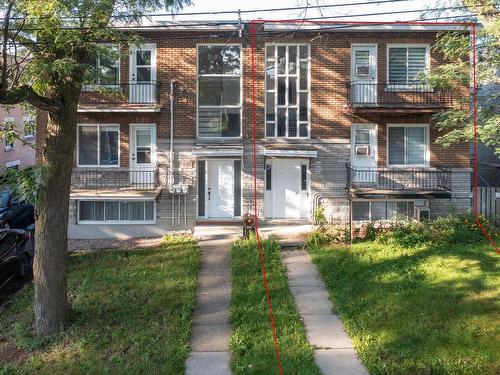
[192, 147, 244, 157]
[264, 149, 318, 158]
[264, 23, 470, 32]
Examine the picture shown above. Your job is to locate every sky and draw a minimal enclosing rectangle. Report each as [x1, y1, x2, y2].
[154, 0, 463, 23]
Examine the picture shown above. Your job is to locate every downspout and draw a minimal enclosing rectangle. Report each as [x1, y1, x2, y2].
[169, 79, 177, 188]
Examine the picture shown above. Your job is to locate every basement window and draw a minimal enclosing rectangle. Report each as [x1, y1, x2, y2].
[78, 200, 155, 224]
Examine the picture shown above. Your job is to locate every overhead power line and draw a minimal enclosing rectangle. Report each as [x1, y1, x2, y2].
[1, 5, 477, 32]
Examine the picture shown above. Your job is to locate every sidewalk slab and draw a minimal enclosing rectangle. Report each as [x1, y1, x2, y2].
[315, 349, 370, 375]
[186, 352, 231, 375]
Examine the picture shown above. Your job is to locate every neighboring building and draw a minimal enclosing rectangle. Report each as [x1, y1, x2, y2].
[36, 21, 472, 239]
[0, 105, 36, 171]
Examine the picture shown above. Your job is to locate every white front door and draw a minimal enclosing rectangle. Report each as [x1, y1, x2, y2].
[130, 124, 156, 186]
[268, 159, 309, 219]
[351, 124, 377, 184]
[351, 45, 377, 104]
[129, 44, 157, 103]
[207, 160, 234, 218]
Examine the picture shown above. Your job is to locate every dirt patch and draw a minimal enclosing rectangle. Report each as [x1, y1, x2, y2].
[0, 341, 28, 365]
[68, 236, 165, 252]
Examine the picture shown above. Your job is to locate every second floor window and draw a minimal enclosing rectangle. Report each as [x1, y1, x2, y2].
[78, 124, 119, 166]
[388, 45, 429, 85]
[197, 45, 241, 138]
[89, 44, 120, 86]
[266, 44, 310, 138]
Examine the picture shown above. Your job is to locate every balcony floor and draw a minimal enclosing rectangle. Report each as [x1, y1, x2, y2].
[348, 187, 452, 199]
[78, 103, 162, 113]
[71, 187, 162, 198]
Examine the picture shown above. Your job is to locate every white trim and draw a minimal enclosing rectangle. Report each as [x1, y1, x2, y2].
[386, 44, 430, 86]
[5, 159, 20, 168]
[129, 123, 157, 169]
[77, 107, 161, 113]
[264, 23, 469, 32]
[196, 43, 243, 139]
[263, 149, 317, 158]
[386, 124, 430, 167]
[265, 43, 311, 139]
[76, 124, 121, 168]
[192, 148, 243, 157]
[77, 199, 156, 225]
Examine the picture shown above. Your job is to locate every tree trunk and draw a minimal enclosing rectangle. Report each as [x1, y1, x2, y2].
[33, 90, 79, 335]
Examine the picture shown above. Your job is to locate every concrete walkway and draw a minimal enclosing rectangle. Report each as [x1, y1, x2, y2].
[282, 250, 369, 375]
[185, 226, 240, 375]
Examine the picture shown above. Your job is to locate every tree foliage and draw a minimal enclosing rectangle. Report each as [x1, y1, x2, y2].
[424, 0, 500, 154]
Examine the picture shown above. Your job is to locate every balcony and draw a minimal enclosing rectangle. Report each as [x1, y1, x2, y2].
[78, 82, 161, 112]
[347, 166, 451, 197]
[71, 168, 159, 191]
[347, 82, 454, 113]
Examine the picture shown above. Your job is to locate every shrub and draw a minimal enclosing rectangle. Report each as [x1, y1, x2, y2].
[313, 204, 327, 226]
[376, 214, 495, 248]
[307, 224, 350, 247]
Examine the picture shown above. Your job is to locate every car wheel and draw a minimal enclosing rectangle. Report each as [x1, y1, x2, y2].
[3, 221, 10, 229]
[18, 253, 32, 277]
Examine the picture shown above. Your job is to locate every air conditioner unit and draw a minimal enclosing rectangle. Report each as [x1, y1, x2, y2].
[356, 65, 370, 76]
[355, 145, 370, 156]
[415, 207, 430, 221]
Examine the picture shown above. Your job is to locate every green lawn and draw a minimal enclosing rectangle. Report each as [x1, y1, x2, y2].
[0, 235, 201, 375]
[229, 235, 321, 375]
[309, 239, 500, 375]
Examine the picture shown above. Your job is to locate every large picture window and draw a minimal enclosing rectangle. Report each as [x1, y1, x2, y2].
[78, 124, 119, 166]
[78, 200, 154, 223]
[265, 44, 310, 138]
[197, 45, 241, 138]
[387, 45, 429, 85]
[388, 125, 428, 166]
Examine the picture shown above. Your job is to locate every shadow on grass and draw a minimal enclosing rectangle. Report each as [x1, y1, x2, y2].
[309, 240, 499, 375]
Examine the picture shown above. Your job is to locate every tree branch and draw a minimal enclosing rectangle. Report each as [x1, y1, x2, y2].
[0, 85, 62, 113]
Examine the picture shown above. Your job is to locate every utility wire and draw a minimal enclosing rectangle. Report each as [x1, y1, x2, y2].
[1, 6, 478, 32]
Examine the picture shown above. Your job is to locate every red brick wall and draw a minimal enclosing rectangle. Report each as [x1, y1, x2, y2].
[35, 27, 469, 169]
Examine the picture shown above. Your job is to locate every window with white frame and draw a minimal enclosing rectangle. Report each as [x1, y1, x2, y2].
[353, 200, 414, 221]
[3, 117, 14, 151]
[387, 45, 429, 85]
[388, 125, 428, 166]
[265, 44, 310, 138]
[23, 116, 35, 139]
[197, 45, 241, 138]
[78, 200, 155, 223]
[354, 128, 371, 156]
[78, 124, 119, 166]
[88, 44, 120, 87]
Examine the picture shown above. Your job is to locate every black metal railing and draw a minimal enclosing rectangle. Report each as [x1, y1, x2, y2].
[347, 166, 451, 191]
[79, 82, 160, 105]
[71, 168, 159, 190]
[347, 81, 454, 107]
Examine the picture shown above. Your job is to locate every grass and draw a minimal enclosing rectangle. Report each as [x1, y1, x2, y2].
[309, 238, 500, 375]
[0, 235, 201, 375]
[229, 235, 321, 375]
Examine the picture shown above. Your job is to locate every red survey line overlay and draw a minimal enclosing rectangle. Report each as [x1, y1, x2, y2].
[249, 19, 499, 374]
[250, 20, 284, 375]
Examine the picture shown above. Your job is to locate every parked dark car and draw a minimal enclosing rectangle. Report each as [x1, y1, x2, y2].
[0, 190, 34, 229]
[0, 229, 33, 290]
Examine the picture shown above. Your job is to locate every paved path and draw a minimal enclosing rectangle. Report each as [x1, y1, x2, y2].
[282, 250, 369, 375]
[185, 227, 239, 375]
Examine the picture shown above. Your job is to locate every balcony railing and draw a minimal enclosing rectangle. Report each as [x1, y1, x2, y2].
[71, 168, 159, 190]
[79, 82, 160, 106]
[347, 81, 454, 107]
[347, 166, 451, 192]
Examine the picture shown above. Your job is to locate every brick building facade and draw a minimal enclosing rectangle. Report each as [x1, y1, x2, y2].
[36, 21, 472, 239]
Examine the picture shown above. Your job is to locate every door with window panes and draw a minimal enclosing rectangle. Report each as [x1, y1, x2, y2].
[130, 124, 156, 187]
[129, 44, 156, 103]
[351, 124, 377, 185]
[351, 45, 377, 104]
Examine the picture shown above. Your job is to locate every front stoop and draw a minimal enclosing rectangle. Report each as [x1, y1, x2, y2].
[282, 250, 369, 375]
